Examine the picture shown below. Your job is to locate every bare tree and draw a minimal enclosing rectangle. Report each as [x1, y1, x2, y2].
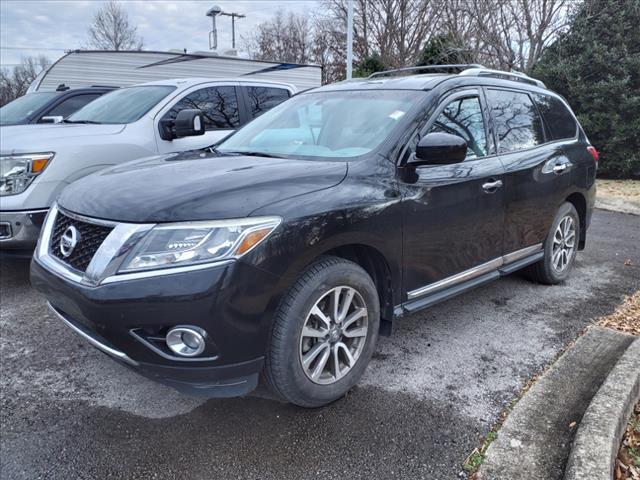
[324, 0, 443, 68]
[464, 0, 573, 72]
[0, 55, 51, 106]
[243, 10, 312, 64]
[87, 0, 144, 51]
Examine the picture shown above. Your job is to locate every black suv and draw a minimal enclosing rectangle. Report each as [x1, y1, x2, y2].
[31, 66, 597, 407]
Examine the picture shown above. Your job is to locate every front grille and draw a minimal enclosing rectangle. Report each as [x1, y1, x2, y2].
[50, 211, 113, 272]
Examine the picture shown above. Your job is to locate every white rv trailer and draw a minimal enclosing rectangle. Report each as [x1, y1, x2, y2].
[27, 50, 323, 93]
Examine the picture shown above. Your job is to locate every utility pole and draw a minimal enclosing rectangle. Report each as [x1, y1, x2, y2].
[220, 11, 246, 50]
[346, 0, 354, 79]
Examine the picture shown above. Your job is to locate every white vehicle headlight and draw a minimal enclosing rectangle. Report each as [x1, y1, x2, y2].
[0, 153, 54, 196]
[119, 217, 282, 273]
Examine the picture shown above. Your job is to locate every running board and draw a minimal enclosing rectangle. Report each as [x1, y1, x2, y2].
[397, 250, 544, 317]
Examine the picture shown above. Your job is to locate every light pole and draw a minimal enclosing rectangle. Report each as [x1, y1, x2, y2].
[346, 0, 354, 79]
[219, 11, 246, 50]
[206, 5, 222, 50]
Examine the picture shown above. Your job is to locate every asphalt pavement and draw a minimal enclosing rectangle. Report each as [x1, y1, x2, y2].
[1, 209, 638, 480]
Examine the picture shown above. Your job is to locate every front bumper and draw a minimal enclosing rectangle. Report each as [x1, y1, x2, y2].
[30, 254, 284, 398]
[0, 209, 48, 253]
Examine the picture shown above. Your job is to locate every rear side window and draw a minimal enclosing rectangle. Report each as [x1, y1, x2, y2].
[486, 89, 545, 153]
[41, 93, 102, 120]
[532, 93, 577, 140]
[246, 87, 290, 118]
[165, 86, 240, 130]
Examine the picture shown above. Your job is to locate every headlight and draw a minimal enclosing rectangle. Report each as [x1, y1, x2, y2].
[119, 217, 282, 273]
[0, 153, 54, 196]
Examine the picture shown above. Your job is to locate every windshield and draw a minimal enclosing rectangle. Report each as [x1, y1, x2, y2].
[217, 89, 423, 159]
[67, 85, 175, 124]
[0, 92, 59, 125]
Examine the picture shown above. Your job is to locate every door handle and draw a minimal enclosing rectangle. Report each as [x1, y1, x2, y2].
[482, 179, 503, 193]
[552, 163, 568, 174]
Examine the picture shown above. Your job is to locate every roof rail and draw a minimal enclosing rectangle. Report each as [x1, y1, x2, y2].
[459, 68, 546, 88]
[368, 64, 485, 78]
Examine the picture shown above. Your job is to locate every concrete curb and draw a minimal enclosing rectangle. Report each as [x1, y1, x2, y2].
[564, 337, 640, 480]
[477, 327, 635, 480]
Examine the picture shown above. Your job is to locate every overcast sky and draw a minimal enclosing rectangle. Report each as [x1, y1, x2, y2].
[0, 0, 320, 68]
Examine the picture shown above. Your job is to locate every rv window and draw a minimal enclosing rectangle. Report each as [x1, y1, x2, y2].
[164, 86, 240, 130]
[246, 87, 291, 119]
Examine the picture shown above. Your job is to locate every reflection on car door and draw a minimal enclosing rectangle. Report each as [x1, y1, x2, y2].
[484, 88, 574, 254]
[400, 89, 505, 300]
[155, 83, 242, 153]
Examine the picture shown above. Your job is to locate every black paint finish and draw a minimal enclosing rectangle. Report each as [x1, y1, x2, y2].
[33, 74, 597, 397]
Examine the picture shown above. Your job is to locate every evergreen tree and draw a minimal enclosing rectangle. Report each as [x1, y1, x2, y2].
[534, 0, 640, 178]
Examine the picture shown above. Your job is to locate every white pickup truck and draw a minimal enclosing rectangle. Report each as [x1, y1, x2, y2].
[0, 78, 296, 255]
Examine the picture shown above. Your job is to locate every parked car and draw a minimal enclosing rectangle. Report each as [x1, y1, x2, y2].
[0, 78, 295, 255]
[0, 85, 114, 126]
[31, 66, 598, 407]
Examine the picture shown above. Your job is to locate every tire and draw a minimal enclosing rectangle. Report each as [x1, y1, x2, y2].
[526, 202, 580, 285]
[264, 256, 380, 408]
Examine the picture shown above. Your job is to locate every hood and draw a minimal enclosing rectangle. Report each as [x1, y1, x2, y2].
[0, 124, 125, 154]
[58, 150, 348, 222]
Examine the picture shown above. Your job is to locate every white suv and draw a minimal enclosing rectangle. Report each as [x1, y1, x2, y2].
[0, 78, 295, 255]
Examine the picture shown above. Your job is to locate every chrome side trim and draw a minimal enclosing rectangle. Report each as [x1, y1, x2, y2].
[503, 243, 543, 264]
[407, 257, 503, 299]
[47, 302, 138, 366]
[407, 243, 544, 300]
[101, 259, 235, 284]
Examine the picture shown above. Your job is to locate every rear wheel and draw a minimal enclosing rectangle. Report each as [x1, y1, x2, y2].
[527, 202, 580, 284]
[264, 256, 379, 407]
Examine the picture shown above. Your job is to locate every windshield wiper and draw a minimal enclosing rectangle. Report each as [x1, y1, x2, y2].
[63, 119, 103, 124]
[221, 150, 283, 158]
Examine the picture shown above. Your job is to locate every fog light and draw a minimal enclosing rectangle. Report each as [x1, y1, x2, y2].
[166, 327, 206, 357]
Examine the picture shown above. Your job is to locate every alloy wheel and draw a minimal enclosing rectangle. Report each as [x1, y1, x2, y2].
[552, 215, 576, 272]
[299, 286, 369, 385]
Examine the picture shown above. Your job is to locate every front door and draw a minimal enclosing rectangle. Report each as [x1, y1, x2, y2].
[155, 84, 241, 154]
[400, 89, 506, 300]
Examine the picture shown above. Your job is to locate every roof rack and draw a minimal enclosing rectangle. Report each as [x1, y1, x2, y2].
[367, 64, 546, 89]
[368, 64, 485, 78]
[459, 68, 546, 88]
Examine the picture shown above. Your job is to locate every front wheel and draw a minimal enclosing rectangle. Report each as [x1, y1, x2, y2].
[264, 256, 380, 407]
[527, 202, 580, 284]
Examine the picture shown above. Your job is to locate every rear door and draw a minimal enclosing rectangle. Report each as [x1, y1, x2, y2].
[240, 84, 292, 121]
[400, 89, 506, 299]
[485, 88, 575, 255]
[155, 83, 242, 154]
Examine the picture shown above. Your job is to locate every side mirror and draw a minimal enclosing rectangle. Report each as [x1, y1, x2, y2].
[411, 132, 467, 166]
[40, 115, 64, 124]
[174, 109, 205, 139]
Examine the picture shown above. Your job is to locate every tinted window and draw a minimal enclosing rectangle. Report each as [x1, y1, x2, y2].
[0, 92, 59, 125]
[532, 93, 577, 140]
[164, 87, 239, 130]
[68, 86, 175, 124]
[246, 86, 290, 118]
[486, 89, 545, 153]
[428, 96, 487, 159]
[41, 93, 102, 120]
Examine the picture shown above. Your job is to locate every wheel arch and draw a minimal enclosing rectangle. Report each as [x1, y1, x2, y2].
[565, 192, 587, 250]
[321, 244, 396, 336]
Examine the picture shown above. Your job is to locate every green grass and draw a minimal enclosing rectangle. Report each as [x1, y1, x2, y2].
[463, 431, 498, 473]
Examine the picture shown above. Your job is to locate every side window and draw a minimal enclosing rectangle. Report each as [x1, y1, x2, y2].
[427, 96, 488, 159]
[532, 93, 577, 140]
[486, 89, 545, 153]
[164, 86, 239, 130]
[40, 94, 101, 120]
[246, 87, 290, 118]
